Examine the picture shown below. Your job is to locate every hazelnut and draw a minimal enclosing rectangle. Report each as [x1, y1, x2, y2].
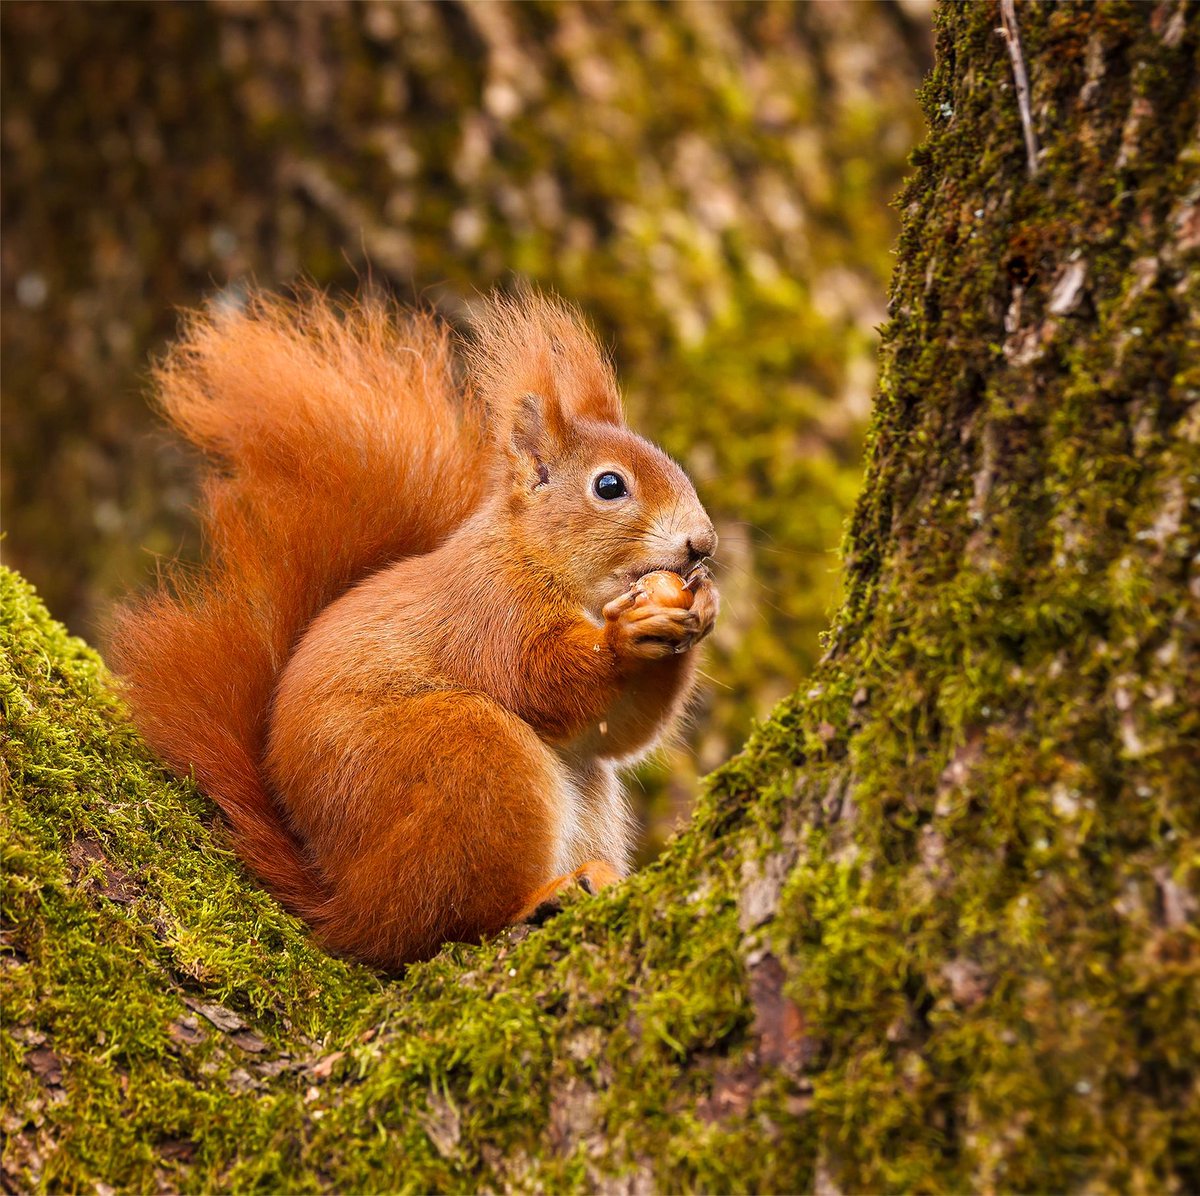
[634, 570, 694, 610]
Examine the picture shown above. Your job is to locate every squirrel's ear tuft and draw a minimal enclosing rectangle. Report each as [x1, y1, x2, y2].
[508, 391, 566, 483]
[468, 287, 624, 431]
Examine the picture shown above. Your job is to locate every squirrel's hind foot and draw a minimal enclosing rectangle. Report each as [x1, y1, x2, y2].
[517, 859, 620, 925]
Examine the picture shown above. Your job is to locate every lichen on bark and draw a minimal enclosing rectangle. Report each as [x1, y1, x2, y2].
[3, 2, 1198, 1192]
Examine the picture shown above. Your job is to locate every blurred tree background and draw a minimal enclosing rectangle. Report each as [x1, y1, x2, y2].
[0, 0, 929, 849]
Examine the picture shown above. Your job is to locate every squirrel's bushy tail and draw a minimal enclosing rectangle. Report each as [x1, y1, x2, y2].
[110, 290, 490, 920]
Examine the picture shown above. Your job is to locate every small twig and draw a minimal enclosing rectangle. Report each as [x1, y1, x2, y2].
[999, 0, 1040, 177]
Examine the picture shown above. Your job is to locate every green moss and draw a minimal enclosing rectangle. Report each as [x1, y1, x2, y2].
[763, 3, 1200, 1190]
[2, 567, 781, 1192]
[5, 3, 1198, 1191]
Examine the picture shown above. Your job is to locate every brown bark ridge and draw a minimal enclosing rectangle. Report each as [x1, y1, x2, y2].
[2, 2, 1197, 1191]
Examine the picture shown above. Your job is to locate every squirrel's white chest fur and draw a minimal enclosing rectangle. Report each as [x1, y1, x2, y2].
[551, 755, 633, 877]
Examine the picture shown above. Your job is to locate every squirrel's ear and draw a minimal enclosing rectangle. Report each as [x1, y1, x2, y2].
[508, 391, 567, 484]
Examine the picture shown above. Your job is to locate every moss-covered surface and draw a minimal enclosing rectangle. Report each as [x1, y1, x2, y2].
[4, 2, 1199, 1192]
[770, 1, 1200, 1189]
[2, 565, 792, 1192]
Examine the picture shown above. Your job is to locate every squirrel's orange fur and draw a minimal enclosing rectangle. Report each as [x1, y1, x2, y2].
[111, 288, 717, 968]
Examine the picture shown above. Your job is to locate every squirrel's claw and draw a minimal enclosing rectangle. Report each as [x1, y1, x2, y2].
[602, 589, 639, 621]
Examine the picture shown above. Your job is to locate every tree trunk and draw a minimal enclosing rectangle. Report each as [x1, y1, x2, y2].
[3, 3, 1197, 1192]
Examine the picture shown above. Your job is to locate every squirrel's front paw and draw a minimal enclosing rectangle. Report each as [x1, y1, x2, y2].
[603, 574, 718, 661]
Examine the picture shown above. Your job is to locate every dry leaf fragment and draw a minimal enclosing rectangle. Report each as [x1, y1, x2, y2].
[26, 1047, 62, 1087]
[419, 1094, 461, 1159]
[185, 1000, 247, 1033]
[230, 1030, 268, 1053]
[157, 1137, 195, 1163]
[168, 1017, 206, 1047]
[308, 1050, 345, 1080]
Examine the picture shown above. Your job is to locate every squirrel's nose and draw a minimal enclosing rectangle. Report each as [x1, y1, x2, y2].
[686, 524, 717, 563]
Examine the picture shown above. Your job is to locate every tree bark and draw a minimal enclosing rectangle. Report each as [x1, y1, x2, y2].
[3, 2, 1197, 1192]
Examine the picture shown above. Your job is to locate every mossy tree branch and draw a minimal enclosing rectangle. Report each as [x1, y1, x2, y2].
[3, 3, 1198, 1191]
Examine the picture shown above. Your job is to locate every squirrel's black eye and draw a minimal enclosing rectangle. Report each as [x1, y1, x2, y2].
[593, 472, 628, 501]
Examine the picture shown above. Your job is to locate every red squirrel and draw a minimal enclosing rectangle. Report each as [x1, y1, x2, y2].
[111, 287, 718, 968]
